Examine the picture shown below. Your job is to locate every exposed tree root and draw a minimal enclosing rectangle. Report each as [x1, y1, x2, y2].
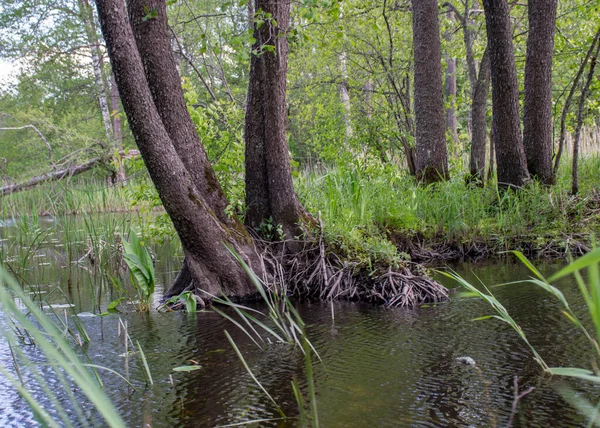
[388, 231, 590, 264]
[163, 230, 449, 308]
[253, 231, 449, 308]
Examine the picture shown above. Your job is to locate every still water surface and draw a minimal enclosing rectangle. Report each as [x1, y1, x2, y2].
[0, 217, 598, 426]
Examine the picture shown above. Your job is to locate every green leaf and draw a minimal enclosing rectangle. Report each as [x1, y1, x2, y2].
[472, 315, 494, 321]
[173, 365, 202, 372]
[107, 298, 126, 311]
[510, 250, 546, 281]
[548, 367, 600, 383]
[548, 247, 600, 282]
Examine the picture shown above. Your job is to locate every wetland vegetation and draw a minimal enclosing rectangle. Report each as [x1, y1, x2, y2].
[1, 0, 600, 425]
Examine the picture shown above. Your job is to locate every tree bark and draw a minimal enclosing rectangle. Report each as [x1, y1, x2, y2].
[469, 49, 491, 181]
[482, 0, 530, 188]
[522, 0, 557, 185]
[244, 0, 306, 239]
[487, 126, 495, 183]
[96, 0, 262, 299]
[412, 0, 449, 183]
[444, 11, 460, 149]
[127, 0, 231, 224]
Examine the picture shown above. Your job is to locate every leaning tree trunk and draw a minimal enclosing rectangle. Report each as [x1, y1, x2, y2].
[96, 0, 262, 299]
[522, 0, 557, 185]
[469, 49, 491, 181]
[127, 0, 261, 296]
[482, 0, 530, 189]
[245, 0, 307, 239]
[412, 0, 449, 184]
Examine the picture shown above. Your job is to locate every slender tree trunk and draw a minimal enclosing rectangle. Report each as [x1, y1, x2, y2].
[445, 11, 460, 149]
[554, 28, 600, 175]
[364, 79, 373, 120]
[522, 0, 557, 185]
[482, 0, 530, 188]
[412, 0, 449, 183]
[79, 0, 113, 144]
[462, 2, 478, 92]
[487, 126, 495, 183]
[572, 44, 600, 195]
[245, 0, 306, 239]
[469, 49, 491, 181]
[339, 50, 353, 146]
[110, 72, 126, 184]
[442, 1, 478, 140]
[96, 0, 261, 299]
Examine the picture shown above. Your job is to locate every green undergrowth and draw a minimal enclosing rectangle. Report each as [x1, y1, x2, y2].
[296, 155, 600, 263]
[4, 155, 600, 272]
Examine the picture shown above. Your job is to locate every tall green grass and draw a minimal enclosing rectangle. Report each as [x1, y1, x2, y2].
[296, 156, 600, 263]
[0, 266, 125, 427]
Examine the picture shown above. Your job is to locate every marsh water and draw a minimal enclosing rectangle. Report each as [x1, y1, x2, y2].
[1, 215, 599, 427]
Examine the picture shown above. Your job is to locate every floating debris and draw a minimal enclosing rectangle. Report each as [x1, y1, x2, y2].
[76, 312, 97, 318]
[456, 356, 476, 366]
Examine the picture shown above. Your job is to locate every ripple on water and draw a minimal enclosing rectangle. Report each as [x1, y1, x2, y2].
[0, 261, 597, 426]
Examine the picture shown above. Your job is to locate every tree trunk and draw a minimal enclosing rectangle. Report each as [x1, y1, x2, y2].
[469, 49, 491, 181]
[110, 72, 127, 184]
[339, 50, 353, 146]
[487, 126, 495, 183]
[244, 0, 306, 239]
[127, 0, 231, 225]
[0, 150, 138, 196]
[572, 44, 600, 195]
[482, 0, 530, 188]
[412, 0, 449, 183]
[522, 0, 557, 185]
[444, 11, 460, 149]
[1, 157, 103, 196]
[78, 0, 113, 145]
[554, 27, 600, 175]
[96, 0, 262, 299]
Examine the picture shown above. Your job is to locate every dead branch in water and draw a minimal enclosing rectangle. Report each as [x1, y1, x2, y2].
[507, 376, 535, 428]
[0, 150, 140, 196]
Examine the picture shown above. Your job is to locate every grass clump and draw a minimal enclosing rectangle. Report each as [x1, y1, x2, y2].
[296, 156, 600, 262]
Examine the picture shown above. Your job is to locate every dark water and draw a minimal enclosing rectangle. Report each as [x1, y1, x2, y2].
[1, 218, 599, 426]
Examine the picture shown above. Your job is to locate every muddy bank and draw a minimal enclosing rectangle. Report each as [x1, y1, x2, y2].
[388, 231, 590, 264]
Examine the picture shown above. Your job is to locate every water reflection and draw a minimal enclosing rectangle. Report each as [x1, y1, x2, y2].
[1, 224, 598, 426]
